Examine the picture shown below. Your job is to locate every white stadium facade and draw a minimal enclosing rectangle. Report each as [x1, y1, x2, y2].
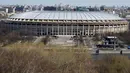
[5, 11, 129, 36]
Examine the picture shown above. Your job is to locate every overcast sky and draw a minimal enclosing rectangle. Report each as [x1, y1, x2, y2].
[0, 0, 130, 6]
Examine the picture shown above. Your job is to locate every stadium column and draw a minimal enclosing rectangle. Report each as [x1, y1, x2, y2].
[128, 23, 129, 31]
[113, 24, 115, 33]
[47, 24, 48, 35]
[77, 24, 79, 35]
[115, 24, 117, 33]
[17, 22, 18, 30]
[25, 23, 27, 34]
[41, 24, 43, 35]
[58, 24, 59, 35]
[66, 24, 67, 35]
[118, 24, 120, 32]
[121, 24, 123, 31]
[123, 24, 125, 31]
[52, 24, 54, 35]
[119, 24, 121, 32]
[30, 23, 32, 35]
[10, 22, 12, 31]
[115, 24, 118, 33]
[125, 24, 126, 31]
[108, 24, 110, 33]
[36, 23, 38, 35]
[71, 24, 73, 35]
[88, 25, 90, 36]
[83, 24, 84, 36]
[93, 25, 95, 35]
[99, 25, 101, 34]
[124, 24, 126, 31]
[63, 24, 65, 35]
[103, 24, 105, 34]
[12, 22, 14, 30]
[127, 24, 129, 31]
[116, 24, 118, 32]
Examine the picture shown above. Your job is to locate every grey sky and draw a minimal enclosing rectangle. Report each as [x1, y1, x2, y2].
[0, 0, 130, 6]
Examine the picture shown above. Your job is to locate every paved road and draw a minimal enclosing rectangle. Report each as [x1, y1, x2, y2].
[50, 36, 75, 46]
[91, 49, 130, 55]
[33, 36, 44, 44]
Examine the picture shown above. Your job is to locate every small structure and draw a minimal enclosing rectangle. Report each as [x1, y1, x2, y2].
[103, 36, 117, 45]
[96, 36, 124, 49]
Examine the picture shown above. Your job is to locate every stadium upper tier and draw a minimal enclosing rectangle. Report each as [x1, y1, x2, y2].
[9, 11, 123, 21]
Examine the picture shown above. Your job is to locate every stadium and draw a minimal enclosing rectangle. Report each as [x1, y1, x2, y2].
[5, 11, 129, 36]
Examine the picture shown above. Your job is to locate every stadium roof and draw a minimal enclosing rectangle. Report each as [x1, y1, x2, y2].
[10, 11, 123, 20]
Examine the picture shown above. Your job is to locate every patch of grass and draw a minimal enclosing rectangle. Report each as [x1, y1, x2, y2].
[5, 42, 45, 50]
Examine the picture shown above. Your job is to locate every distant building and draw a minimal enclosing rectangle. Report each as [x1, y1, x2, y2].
[0, 8, 7, 13]
[0, 7, 14, 13]
[4, 11, 129, 36]
[126, 15, 130, 29]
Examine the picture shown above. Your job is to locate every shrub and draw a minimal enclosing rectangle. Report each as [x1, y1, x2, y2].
[96, 55, 130, 73]
[0, 48, 97, 73]
[0, 48, 56, 73]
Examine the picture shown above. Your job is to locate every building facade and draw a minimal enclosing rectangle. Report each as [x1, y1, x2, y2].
[5, 11, 129, 36]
